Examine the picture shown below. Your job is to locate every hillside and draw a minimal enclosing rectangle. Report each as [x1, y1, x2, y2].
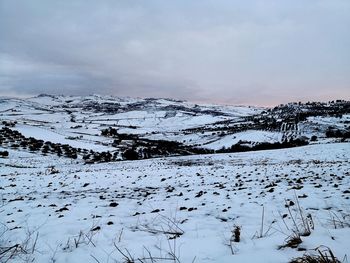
[1, 95, 349, 162]
[0, 95, 350, 262]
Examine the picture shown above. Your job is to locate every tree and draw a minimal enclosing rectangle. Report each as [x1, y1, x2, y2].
[0, 151, 9, 157]
[123, 148, 139, 160]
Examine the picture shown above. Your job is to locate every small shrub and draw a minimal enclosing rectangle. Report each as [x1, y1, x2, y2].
[232, 225, 241, 242]
[310, 135, 317, 142]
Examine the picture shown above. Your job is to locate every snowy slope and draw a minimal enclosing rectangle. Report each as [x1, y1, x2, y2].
[0, 95, 349, 262]
[1, 143, 349, 262]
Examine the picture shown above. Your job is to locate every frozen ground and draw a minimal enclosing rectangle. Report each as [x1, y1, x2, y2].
[1, 142, 349, 262]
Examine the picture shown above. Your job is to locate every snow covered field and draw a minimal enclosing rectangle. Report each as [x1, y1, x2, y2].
[1, 142, 349, 262]
[1, 95, 349, 262]
[1, 95, 349, 155]
[0, 95, 266, 152]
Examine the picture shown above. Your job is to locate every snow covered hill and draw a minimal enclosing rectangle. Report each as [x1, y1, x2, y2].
[0, 95, 349, 162]
[0, 95, 350, 262]
[1, 142, 349, 262]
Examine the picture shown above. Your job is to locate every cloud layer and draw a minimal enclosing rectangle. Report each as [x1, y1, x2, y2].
[0, 0, 349, 105]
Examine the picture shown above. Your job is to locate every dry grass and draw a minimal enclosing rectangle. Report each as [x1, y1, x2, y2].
[289, 247, 341, 263]
[279, 233, 302, 249]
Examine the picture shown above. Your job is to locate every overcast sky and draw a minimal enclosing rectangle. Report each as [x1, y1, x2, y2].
[0, 0, 349, 106]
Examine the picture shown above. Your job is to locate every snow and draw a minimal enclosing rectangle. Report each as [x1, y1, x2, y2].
[203, 130, 284, 150]
[1, 143, 349, 262]
[1, 95, 349, 262]
[14, 124, 113, 151]
[0, 95, 268, 151]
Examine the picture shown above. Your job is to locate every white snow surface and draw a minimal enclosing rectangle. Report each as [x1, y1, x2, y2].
[1, 143, 350, 262]
[14, 124, 112, 151]
[203, 130, 284, 150]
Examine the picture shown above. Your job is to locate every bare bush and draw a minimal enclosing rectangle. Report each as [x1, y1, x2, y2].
[0, 223, 39, 263]
[62, 225, 99, 252]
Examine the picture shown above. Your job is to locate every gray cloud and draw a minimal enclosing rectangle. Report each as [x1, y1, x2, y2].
[0, 0, 349, 105]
